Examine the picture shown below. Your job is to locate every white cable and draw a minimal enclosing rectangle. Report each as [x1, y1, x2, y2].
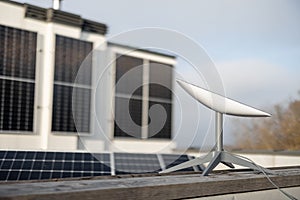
[203, 143, 298, 199]
[232, 153, 298, 200]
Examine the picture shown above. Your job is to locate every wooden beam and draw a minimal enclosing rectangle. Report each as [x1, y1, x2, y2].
[0, 167, 299, 200]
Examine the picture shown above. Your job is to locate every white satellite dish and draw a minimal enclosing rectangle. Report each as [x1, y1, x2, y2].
[160, 80, 274, 176]
[176, 80, 271, 117]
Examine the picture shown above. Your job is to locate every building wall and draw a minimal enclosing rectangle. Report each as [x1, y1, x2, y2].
[0, 1, 177, 153]
[0, 1, 105, 151]
[80, 44, 177, 153]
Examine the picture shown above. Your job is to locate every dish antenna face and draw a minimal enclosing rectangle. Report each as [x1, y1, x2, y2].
[160, 80, 274, 176]
[176, 80, 271, 117]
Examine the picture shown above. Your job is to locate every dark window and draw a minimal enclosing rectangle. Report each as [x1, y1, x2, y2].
[0, 25, 37, 132]
[148, 61, 173, 139]
[115, 54, 143, 96]
[149, 62, 173, 100]
[52, 35, 93, 133]
[114, 97, 142, 138]
[113, 55, 173, 139]
[114, 55, 143, 138]
[0, 25, 36, 79]
[148, 101, 172, 139]
[54, 35, 92, 85]
[52, 85, 90, 132]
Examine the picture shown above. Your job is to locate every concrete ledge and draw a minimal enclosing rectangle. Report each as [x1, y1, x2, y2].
[0, 167, 299, 200]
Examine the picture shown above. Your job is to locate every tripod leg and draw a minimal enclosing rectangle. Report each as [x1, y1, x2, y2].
[202, 152, 222, 176]
[222, 152, 275, 174]
[159, 152, 213, 174]
[221, 161, 235, 168]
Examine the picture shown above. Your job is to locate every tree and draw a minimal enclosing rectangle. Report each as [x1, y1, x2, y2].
[233, 96, 300, 150]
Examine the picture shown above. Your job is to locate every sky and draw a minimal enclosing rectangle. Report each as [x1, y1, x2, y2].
[14, 0, 300, 149]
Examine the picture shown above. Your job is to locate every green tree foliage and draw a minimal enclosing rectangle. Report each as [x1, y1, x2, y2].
[234, 97, 300, 150]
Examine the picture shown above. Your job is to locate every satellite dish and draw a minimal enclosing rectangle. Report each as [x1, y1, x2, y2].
[160, 80, 274, 176]
[176, 80, 271, 117]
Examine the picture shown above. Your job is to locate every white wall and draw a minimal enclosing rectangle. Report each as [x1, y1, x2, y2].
[112, 138, 176, 154]
[0, 1, 105, 151]
[0, 2, 178, 153]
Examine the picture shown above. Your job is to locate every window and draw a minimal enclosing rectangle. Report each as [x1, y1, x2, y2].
[148, 61, 173, 139]
[52, 35, 93, 133]
[114, 55, 173, 139]
[0, 25, 37, 132]
[114, 55, 143, 138]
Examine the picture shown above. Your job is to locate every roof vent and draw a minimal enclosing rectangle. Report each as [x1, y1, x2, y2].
[52, 0, 62, 10]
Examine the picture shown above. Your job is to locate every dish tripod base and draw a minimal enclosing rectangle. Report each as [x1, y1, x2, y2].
[159, 112, 274, 176]
[159, 150, 274, 176]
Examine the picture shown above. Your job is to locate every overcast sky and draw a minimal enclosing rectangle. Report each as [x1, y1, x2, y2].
[14, 0, 300, 149]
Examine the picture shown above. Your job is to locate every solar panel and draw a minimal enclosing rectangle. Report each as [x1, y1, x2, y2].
[0, 151, 202, 181]
[0, 151, 111, 181]
[114, 153, 162, 175]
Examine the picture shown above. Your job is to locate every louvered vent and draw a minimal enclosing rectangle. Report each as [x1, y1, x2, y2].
[47, 9, 82, 27]
[23, 3, 107, 35]
[24, 4, 47, 21]
[82, 19, 108, 35]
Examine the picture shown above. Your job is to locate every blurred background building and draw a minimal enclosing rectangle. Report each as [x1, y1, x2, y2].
[0, 0, 176, 153]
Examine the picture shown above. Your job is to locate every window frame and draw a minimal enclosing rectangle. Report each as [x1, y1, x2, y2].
[147, 61, 173, 139]
[51, 34, 94, 136]
[111, 48, 174, 140]
[0, 25, 39, 135]
[113, 54, 144, 138]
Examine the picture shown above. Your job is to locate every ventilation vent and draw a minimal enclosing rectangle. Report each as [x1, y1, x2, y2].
[47, 9, 82, 27]
[23, 4, 107, 35]
[82, 19, 108, 35]
[24, 4, 47, 21]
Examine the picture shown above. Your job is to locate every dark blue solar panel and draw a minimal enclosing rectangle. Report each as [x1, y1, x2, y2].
[0, 171, 9, 180]
[35, 152, 45, 160]
[15, 152, 26, 159]
[64, 152, 74, 161]
[2, 161, 13, 169]
[7, 171, 19, 181]
[0, 151, 5, 158]
[0, 151, 111, 181]
[45, 152, 55, 160]
[54, 152, 64, 160]
[22, 161, 33, 170]
[25, 152, 35, 159]
[0, 151, 201, 181]
[19, 171, 29, 180]
[5, 151, 16, 159]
